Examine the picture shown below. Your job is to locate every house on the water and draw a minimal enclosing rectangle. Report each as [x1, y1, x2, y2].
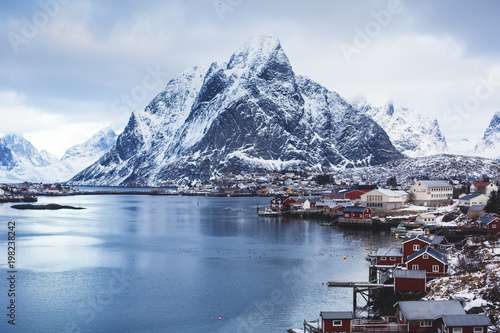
[405, 247, 448, 278]
[396, 300, 490, 333]
[339, 206, 372, 226]
[270, 195, 296, 211]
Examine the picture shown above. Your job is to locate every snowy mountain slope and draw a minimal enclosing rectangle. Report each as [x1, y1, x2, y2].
[0, 129, 117, 183]
[69, 36, 403, 186]
[474, 111, 500, 161]
[0, 134, 55, 183]
[1, 134, 54, 168]
[353, 98, 448, 158]
[332, 154, 500, 184]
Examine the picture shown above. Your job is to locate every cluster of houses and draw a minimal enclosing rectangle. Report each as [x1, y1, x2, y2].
[318, 300, 491, 333]
[309, 233, 496, 333]
[372, 234, 452, 281]
[0, 182, 79, 199]
[267, 180, 500, 233]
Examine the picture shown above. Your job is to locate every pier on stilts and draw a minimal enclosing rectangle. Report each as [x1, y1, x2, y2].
[327, 281, 394, 317]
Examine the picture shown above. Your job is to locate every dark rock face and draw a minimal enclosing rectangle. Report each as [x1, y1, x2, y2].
[70, 36, 403, 186]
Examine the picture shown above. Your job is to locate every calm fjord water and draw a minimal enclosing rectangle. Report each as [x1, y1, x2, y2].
[0, 195, 400, 332]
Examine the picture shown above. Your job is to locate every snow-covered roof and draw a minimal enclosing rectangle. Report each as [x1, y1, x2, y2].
[394, 269, 426, 279]
[418, 213, 436, 219]
[406, 246, 448, 264]
[369, 188, 408, 197]
[402, 235, 432, 244]
[460, 193, 485, 201]
[441, 314, 491, 327]
[478, 213, 500, 225]
[468, 205, 486, 212]
[320, 311, 354, 320]
[397, 300, 465, 320]
[418, 180, 453, 188]
[343, 206, 370, 213]
[376, 247, 403, 257]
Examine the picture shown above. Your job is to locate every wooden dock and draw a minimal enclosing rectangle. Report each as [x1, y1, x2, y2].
[328, 281, 394, 317]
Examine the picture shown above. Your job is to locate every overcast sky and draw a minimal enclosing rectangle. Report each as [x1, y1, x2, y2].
[1, 0, 500, 157]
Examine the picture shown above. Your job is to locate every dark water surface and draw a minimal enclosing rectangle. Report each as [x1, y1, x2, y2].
[0, 195, 400, 332]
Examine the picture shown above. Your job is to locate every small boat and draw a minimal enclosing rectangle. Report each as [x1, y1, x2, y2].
[391, 224, 407, 233]
[407, 228, 426, 236]
[258, 208, 281, 216]
[319, 222, 331, 226]
[366, 250, 377, 260]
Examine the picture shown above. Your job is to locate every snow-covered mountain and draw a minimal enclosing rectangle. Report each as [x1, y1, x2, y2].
[0, 129, 117, 183]
[1, 134, 54, 167]
[474, 111, 500, 161]
[37, 128, 118, 182]
[0, 134, 55, 183]
[69, 36, 403, 186]
[353, 99, 447, 158]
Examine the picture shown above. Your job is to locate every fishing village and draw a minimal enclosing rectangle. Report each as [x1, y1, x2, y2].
[2, 176, 500, 332]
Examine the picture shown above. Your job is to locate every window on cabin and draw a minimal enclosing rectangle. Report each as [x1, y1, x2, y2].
[420, 320, 432, 327]
[412, 265, 419, 270]
[453, 328, 463, 333]
[390, 257, 396, 261]
[474, 328, 484, 333]
[432, 265, 439, 272]
[423, 253, 428, 259]
[381, 257, 386, 261]
[333, 320, 342, 326]
[413, 244, 420, 251]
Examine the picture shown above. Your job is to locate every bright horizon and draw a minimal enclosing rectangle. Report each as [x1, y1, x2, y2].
[1, 0, 500, 158]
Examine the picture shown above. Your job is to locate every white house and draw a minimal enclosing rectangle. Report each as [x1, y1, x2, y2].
[458, 193, 489, 208]
[409, 180, 453, 206]
[360, 189, 409, 210]
[0, 188, 4, 197]
[416, 213, 437, 224]
[471, 182, 498, 196]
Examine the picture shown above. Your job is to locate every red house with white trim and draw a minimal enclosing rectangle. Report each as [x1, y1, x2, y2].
[405, 247, 448, 278]
[320, 311, 353, 333]
[342, 206, 372, 220]
[396, 300, 490, 333]
[477, 213, 500, 232]
[375, 247, 403, 266]
[270, 195, 295, 211]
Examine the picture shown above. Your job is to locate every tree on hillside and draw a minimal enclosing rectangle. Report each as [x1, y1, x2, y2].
[485, 190, 500, 214]
[386, 176, 397, 188]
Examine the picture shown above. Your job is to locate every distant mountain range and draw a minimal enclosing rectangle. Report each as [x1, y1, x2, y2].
[353, 98, 448, 158]
[0, 129, 117, 183]
[1, 36, 500, 185]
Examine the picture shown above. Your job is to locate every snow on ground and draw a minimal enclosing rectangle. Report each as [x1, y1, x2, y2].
[395, 205, 429, 212]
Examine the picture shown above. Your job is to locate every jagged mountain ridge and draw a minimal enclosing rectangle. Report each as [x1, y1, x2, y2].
[69, 36, 403, 186]
[0, 129, 117, 183]
[474, 111, 500, 161]
[353, 98, 448, 158]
